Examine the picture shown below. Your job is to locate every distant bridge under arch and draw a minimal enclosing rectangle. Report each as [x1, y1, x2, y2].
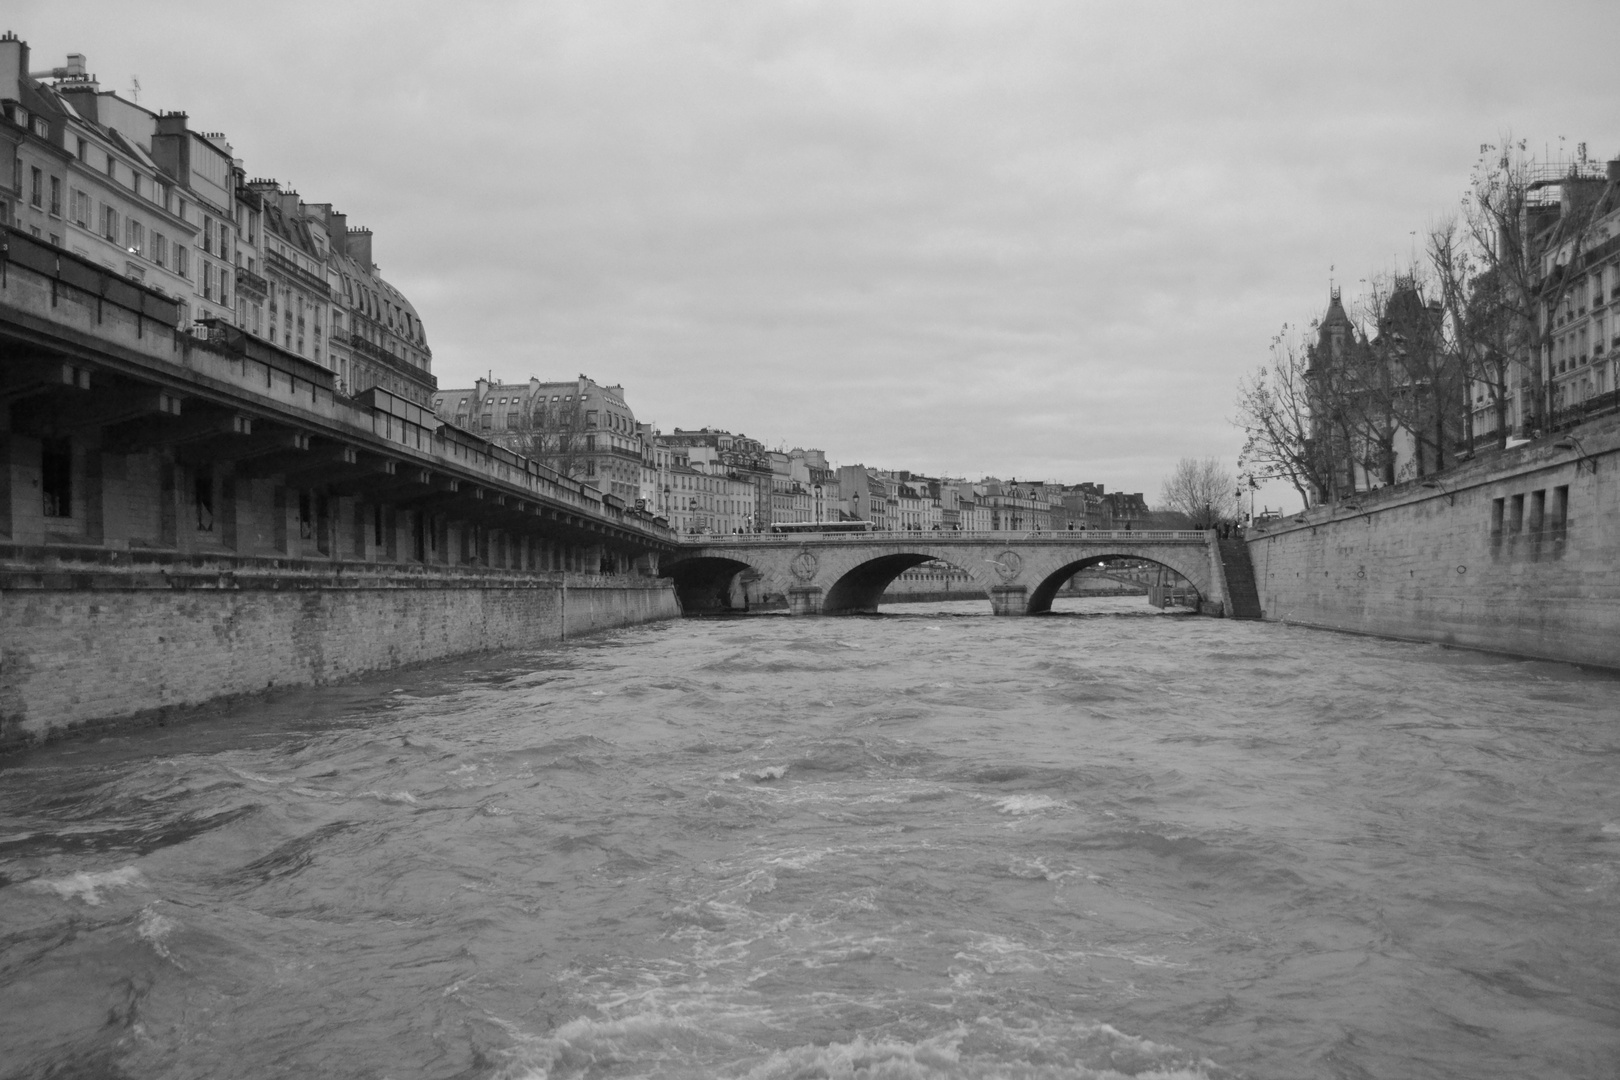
[663, 530, 1245, 617]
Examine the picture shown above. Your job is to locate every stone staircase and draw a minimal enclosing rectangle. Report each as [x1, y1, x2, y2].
[1217, 536, 1263, 620]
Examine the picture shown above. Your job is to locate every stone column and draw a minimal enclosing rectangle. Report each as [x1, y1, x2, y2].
[989, 585, 1028, 616]
[787, 586, 823, 616]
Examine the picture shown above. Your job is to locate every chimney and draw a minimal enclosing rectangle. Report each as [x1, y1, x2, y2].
[346, 226, 373, 268]
[0, 32, 28, 99]
[151, 111, 190, 182]
[326, 211, 348, 256]
[57, 82, 99, 120]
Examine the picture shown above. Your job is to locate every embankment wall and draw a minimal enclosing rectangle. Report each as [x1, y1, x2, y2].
[0, 551, 679, 747]
[1248, 416, 1620, 669]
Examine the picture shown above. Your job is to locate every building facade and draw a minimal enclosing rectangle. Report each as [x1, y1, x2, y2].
[433, 375, 643, 503]
[0, 35, 433, 405]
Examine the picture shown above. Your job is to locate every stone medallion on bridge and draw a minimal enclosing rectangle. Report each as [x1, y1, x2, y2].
[790, 550, 820, 582]
[991, 550, 1023, 582]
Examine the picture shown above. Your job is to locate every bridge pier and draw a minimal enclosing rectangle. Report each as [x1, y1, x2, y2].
[989, 585, 1028, 616]
[787, 586, 823, 616]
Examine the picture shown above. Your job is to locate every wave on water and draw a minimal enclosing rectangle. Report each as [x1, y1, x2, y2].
[503, 735, 617, 773]
[490, 1007, 756, 1080]
[489, 1012, 1222, 1080]
[360, 789, 418, 805]
[981, 794, 1068, 815]
[137, 904, 178, 960]
[27, 865, 143, 905]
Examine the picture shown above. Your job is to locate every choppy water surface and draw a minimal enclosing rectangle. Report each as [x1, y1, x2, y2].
[3, 595, 1619, 1079]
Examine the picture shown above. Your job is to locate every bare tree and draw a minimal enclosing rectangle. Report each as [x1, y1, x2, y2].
[1460, 140, 1608, 435]
[1355, 271, 1466, 479]
[1235, 326, 1336, 507]
[513, 396, 590, 480]
[1159, 457, 1239, 527]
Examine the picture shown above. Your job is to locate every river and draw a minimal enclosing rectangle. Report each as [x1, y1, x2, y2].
[2, 596, 1617, 1079]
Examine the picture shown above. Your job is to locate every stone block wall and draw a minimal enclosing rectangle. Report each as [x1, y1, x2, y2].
[1249, 416, 1620, 669]
[0, 560, 679, 747]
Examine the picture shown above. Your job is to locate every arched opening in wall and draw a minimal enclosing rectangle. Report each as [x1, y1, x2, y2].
[662, 556, 756, 613]
[825, 553, 988, 615]
[1027, 556, 1200, 616]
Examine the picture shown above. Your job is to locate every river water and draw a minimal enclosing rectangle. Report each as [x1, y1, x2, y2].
[2, 596, 1618, 1080]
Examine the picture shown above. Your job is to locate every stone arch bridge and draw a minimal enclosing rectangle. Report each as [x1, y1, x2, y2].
[664, 530, 1240, 616]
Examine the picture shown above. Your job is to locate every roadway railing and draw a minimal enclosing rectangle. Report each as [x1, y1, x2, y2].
[681, 529, 1210, 544]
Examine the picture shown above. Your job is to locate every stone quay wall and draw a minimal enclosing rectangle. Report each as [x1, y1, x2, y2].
[1248, 415, 1620, 669]
[0, 549, 679, 748]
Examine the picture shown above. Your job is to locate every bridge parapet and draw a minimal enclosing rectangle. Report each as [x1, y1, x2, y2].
[685, 529, 1208, 545]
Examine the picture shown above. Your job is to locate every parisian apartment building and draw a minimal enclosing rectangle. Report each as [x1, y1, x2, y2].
[0, 33, 434, 405]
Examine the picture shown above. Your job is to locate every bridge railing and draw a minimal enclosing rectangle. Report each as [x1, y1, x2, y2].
[680, 529, 1210, 545]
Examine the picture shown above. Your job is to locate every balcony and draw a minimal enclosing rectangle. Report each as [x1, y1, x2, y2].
[265, 248, 331, 298]
[234, 265, 269, 298]
[348, 334, 437, 391]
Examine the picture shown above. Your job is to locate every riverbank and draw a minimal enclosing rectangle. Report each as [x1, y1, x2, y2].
[1247, 413, 1620, 669]
[0, 545, 679, 749]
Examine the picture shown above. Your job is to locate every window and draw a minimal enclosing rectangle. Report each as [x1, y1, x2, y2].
[219, 270, 230, 308]
[195, 467, 215, 532]
[101, 204, 118, 241]
[105, 152, 116, 179]
[586, 411, 598, 426]
[76, 137, 87, 161]
[49, 175, 61, 216]
[1528, 489, 1545, 534]
[175, 245, 189, 278]
[29, 166, 42, 207]
[153, 233, 167, 267]
[203, 217, 213, 254]
[125, 218, 143, 255]
[1551, 485, 1568, 540]
[42, 438, 72, 518]
[203, 261, 215, 300]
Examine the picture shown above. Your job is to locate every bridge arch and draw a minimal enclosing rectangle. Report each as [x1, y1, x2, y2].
[821, 551, 995, 614]
[1025, 554, 1203, 615]
[662, 553, 782, 612]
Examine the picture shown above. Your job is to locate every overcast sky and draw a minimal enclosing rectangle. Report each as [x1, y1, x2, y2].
[12, 1, 1619, 509]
